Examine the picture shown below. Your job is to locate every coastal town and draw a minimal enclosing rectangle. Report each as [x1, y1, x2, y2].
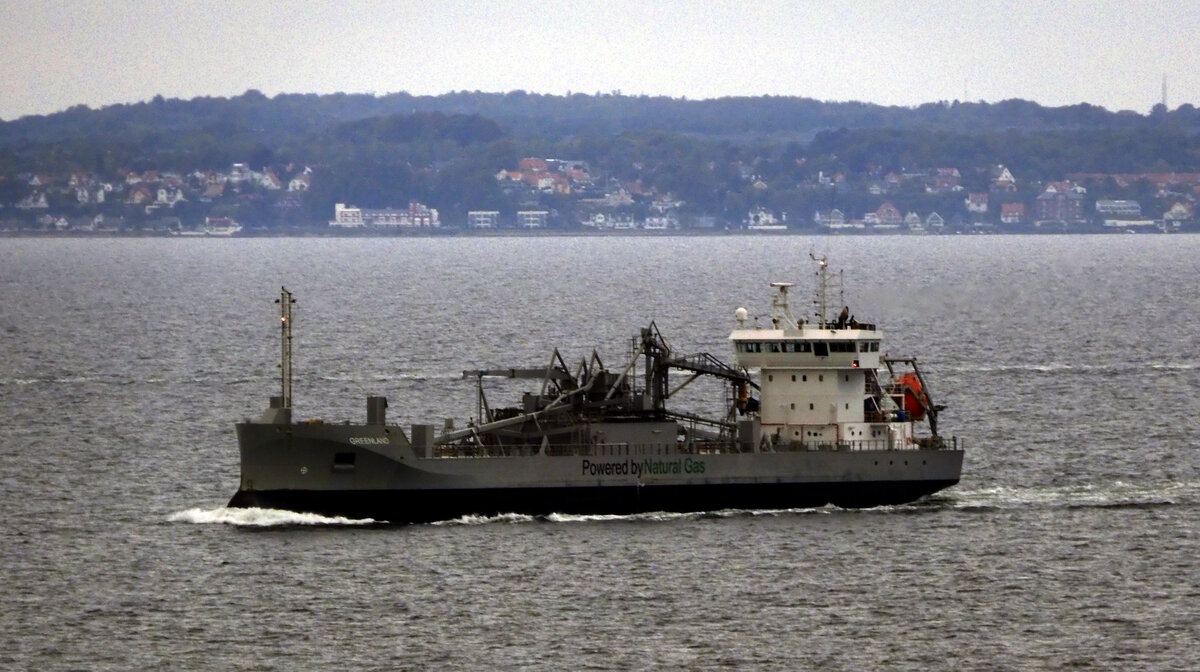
[3, 155, 1197, 235]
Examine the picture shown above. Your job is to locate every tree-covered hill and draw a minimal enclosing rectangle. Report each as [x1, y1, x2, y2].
[3, 89, 1199, 153]
[3, 90, 1200, 232]
[4, 90, 1199, 178]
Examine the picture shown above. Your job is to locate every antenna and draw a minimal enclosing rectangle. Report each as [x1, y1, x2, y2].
[275, 287, 295, 409]
[808, 251, 844, 327]
[769, 282, 796, 327]
[1162, 74, 1168, 109]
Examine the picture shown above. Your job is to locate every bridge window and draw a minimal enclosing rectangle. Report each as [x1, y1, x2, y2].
[769, 342, 780, 353]
[797, 342, 812, 353]
[870, 343, 880, 352]
[860, 342, 870, 352]
[813, 342, 828, 357]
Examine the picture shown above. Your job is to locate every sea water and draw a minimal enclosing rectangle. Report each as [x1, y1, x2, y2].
[0, 235, 1196, 670]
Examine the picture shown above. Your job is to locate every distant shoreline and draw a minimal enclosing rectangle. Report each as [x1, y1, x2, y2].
[0, 228, 1189, 239]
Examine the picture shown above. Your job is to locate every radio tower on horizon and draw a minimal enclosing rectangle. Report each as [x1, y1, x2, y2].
[1162, 74, 1168, 109]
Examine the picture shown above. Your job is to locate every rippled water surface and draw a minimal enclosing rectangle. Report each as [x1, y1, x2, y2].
[1, 235, 1197, 670]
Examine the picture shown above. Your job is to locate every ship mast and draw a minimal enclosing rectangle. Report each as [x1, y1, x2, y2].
[809, 252, 843, 327]
[276, 287, 295, 409]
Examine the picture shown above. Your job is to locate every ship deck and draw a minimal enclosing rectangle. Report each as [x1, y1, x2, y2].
[433, 436, 962, 459]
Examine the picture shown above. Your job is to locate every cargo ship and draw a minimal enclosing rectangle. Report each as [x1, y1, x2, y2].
[228, 256, 964, 523]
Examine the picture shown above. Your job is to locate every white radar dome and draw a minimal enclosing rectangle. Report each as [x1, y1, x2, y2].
[734, 307, 748, 323]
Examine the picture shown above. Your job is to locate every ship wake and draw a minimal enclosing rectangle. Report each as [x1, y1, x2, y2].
[432, 507, 840, 526]
[168, 506, 381, 527]
[919, 479, 1200, 513]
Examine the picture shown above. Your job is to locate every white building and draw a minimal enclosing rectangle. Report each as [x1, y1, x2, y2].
[747, 207, 786, 230]
[643, 212, 679, 230]
[1095, 200, 1142, 217]
[468, 211, 499, 228]
[330, 201, 440, 228]
[517, 210, 549, 228]
[814, 209, 846, 228]
[330, 203, 364, 227]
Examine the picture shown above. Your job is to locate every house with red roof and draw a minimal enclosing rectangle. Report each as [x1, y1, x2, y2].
[876, 202, 902, 226]
[1000, 203, 1025, 224]
[518, 157, 549, 173]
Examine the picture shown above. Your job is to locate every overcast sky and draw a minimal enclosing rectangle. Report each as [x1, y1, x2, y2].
[1, 0, 1195, 121]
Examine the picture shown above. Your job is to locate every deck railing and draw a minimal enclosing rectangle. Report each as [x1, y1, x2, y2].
[431, 435, 961, 459]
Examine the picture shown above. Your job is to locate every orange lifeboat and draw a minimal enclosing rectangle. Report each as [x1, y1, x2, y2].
[897, 372, 929, 421]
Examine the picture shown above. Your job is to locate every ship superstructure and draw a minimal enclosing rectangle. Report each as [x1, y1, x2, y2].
[729, 255, 942, 454]
[229, 259, 963, 523]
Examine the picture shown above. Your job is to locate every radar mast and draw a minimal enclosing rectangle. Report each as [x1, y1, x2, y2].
[809, 252, 844, 327]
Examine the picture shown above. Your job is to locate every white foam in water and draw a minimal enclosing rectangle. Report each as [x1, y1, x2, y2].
[169, 507, 379, 527]
[434, 507, 838, 526]
[545, 512, 671, 523]
[545, 507, 833, 524]
[944, 480, 1200, 511]
[432, 513, 536, 526]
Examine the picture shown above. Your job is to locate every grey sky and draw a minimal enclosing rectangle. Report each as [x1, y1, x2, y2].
[1, 0, 1195, 121]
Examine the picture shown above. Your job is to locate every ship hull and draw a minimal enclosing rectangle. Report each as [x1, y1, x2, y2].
[229, 421, 963, 524]
[228, 478, 960, 524]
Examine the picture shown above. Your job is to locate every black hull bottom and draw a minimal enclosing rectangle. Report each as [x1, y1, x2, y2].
[228, 479, 960, 524]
